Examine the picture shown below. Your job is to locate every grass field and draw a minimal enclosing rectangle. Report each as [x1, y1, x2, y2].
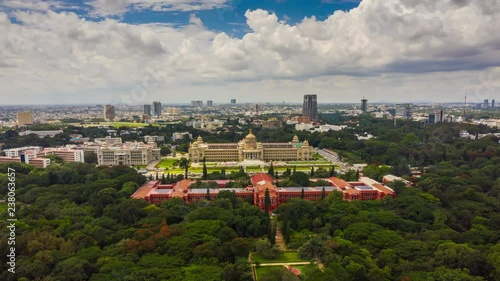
[287, 161, 332, 165]
[252, 252, 303, 264]
[255, 266, 278, 280]
[156, 159, 178, 169]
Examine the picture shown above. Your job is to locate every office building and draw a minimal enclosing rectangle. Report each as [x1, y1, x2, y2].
[17, 111, 33, 126]
[153, 101, 162, 117]
[103, 105, 116, 121]
[43, 148, 85, 163]
[302, 94, 318, 121]
[96, 141, 160, 166]
[361, 97, 368, 113]
[188, 131, 314, 162]
[428, 114, 436, 124]
[144, 104, 152, 116]
[166, 107, 181, 115]
[207, 100, 214, 107]
[492, 99, 496, 108]
[484, 99, 489, 108]
[191, 100, 203, 107]
[231, 99, 236, 104]
[437, 110, 444, 122]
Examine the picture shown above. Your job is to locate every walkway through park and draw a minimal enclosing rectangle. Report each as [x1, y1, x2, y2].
[273, 219, 286, 251]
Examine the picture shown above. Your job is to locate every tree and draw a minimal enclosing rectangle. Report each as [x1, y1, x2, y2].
[202, 160, 208, 180]
[321, 187, 326, 200]
[206, 188, 211, 201]
[292, 166, 297, 174]
[310, 166, 315, 177]
[160, 146, 171, 156]
[290, 171, 310, 187]
[329, 166, 335, 177]
[300, 188, 305, 199]
[84, 152, 97, 164]
[275, 171, 279, 179]
[268, 162, 274, 176]
[264, 188, 271, 213]
[161, 173, 166, 184]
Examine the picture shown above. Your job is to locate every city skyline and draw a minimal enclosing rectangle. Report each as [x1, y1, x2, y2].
[1, 0, 500, 104]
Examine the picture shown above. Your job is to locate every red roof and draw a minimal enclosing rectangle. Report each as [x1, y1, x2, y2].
[329, 177, 350, 189]
[131, 180, 159, 199]
[251, 173, 273, 185]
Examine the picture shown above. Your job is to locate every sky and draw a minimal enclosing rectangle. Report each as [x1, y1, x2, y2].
[1, 0, 500, 105]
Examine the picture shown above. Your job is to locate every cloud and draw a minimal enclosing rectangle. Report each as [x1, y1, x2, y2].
[1, 0, 500, 104]
[0, 0, 75, 11]
[88, 0, 230, 17]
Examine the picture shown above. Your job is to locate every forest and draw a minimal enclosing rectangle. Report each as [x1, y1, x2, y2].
[0, 118, 499, 280]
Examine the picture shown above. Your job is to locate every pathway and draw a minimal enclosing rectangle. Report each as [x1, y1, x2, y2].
[273, 219, 286, 251]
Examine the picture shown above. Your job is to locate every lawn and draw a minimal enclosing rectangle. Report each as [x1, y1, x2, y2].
[255, 266, 279, 280]
[156, 159, 178, 169]
[252, 252, 304, 264]
[292, 264, 317, 278]
[287, 161, 332, 165]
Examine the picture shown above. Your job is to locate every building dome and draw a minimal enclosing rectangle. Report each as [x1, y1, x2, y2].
[303, 140, 309, 146]
[245, 129, 256, 140]
[292, 135, 299, 143]
[197, 136, 203, 142]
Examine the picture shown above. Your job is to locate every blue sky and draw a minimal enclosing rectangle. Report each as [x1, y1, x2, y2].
[4, 0, 361, 36]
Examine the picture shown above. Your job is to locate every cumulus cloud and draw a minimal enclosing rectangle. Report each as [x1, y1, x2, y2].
[1, 0, 500, 104]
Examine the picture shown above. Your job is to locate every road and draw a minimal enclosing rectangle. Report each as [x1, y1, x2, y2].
[315, 148, 351, 173]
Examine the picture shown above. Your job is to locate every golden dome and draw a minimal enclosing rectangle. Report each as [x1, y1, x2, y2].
[245, 129, 256, 140]
[197, 136, 203, 142]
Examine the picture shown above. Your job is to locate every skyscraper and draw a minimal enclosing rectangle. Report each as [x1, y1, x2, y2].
[302, 94, 318, 120]
[437, 110, 444, 122]
[492, 99, 495, 108]
[144, 104, 152, 116]
[207, 100, 213, 107]
[231, 99, 236, 104]
[191, 100, 203, 107]
[484, 99, 489, 108]
[361, 97, 368, 113]
[153, 101, 162, 117]
[17, 111, 33, 126]
[103, 105, 116, 121]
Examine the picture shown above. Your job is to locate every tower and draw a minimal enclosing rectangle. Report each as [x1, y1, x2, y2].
[103, 105, 116, 121]
[302, 94, 318, 121]
[153, 101, 162, 117]
[144, 104, 152, 116]
[361, 97, 368, 113]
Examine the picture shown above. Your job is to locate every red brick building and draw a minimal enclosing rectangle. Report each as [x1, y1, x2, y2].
[131, 173, 396, 208]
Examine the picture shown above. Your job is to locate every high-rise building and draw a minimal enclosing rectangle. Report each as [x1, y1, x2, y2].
[302, 94, 318, 121]
[144, 104, 152, 116]
[437, 110, 444, 122]
[428, 114, 436, 124]
[231, 99, 236, 104]
[17, 111, 33, 126]
[153, 101, 162, 117]
[492, 99, 495, 108]
[103, 105, 116, 121]
[484, 99, 489, 108]
[361, 97, 368, 113]
[207, 100, 213, 107]
[191, 100, 203, 107]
